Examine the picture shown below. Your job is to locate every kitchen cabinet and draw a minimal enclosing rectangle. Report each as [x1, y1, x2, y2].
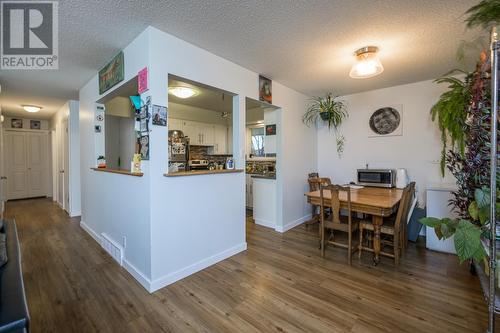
[168, 118, 183, 131]
[172, 119, 214, 146]
[213, 125, 227, 154]
[227, 126, 233, 154]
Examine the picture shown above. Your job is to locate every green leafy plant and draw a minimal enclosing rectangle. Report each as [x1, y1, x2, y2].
[430, 71, 472, 176]
[465, 0, 500, 29]
[303, 93, 348, 156]
[420, 187, 499, 263]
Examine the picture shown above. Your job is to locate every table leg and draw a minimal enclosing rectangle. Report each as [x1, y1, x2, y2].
[372, 215, 383, 265]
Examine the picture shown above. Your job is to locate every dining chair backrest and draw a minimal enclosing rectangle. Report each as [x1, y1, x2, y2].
[319, 184, 351, 225]
[308, 172, 319, 179]
[401, 182, 416, 223]
[393, 185, 411, 232]
[309, 177, 332, 192]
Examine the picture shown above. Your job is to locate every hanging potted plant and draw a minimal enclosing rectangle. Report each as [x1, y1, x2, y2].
[302, 93, 348, 156]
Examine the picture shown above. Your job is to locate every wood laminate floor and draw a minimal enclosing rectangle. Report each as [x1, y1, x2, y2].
[4, 198, 492, 332]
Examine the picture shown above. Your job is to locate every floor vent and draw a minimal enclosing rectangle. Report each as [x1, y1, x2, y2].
[100, 233, 123, 266]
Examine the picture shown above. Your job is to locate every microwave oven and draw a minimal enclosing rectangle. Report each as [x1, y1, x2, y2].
[357, 169, 396, 188]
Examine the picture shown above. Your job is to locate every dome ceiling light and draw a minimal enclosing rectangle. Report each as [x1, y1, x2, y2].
[349, 46, 384, 79]
[23, 105, 42, 113]
[168, 86, 198, 99]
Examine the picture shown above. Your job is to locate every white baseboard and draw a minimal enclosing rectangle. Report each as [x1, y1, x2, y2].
[149, 242, 247, 293]
[275, 214, 312, 233]
[80, 220, 100, 243]
[70, 210, 81, 218]
[254, 218, 275, 229]
[123, 259, 152, 291]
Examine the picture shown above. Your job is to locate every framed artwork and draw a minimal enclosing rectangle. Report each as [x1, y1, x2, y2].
[368, 105, 403, 137]
[30, 120, 41, 130]
[259, 75, 272, 104]
[152, 105, 167, 126]
[266, 124, 276, 136]
[139, 134, 149, 160]
[98, 51, 124, 95]
[11, 118, 22, 128]
[137, 67, 149, 94]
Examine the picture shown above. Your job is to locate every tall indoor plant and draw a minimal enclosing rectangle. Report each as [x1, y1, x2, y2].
[302, 93, 348, 157]
[421, 0, 500, 263]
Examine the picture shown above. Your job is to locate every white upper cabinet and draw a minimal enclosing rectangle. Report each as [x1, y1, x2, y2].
[213, 125, 227, 154]
[169, 118, 216, 147]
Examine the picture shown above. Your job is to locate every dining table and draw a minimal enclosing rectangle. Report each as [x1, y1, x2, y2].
[305, 186, 403, 264]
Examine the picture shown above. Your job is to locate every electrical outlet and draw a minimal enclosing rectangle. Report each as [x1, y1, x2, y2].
[122, 236, 127, 248]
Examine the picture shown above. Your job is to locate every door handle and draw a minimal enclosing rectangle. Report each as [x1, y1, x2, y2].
[0, 176, 6, 180]
[60, 170, 65, 173]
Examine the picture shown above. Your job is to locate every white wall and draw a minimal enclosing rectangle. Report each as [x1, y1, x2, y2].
[317, 79, 455, 205]
[79, 29, 152, 281]
[78, 26, 315, 293]
[147, 26, 314, 290]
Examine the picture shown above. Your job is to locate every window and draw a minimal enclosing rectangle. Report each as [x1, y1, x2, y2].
[251, 127, 265, 157]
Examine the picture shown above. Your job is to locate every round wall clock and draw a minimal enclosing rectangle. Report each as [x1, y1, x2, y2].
[369, 107, 401, 135]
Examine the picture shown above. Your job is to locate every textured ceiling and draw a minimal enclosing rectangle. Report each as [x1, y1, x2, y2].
[0, 0, 481, 119]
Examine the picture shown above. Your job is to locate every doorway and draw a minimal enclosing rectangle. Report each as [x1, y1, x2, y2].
[5, 130, 49, 200]
[56, 118, 70, 211]
[245, 98, 280, 229]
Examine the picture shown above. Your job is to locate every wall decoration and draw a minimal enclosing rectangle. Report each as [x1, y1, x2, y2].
[94, 125, 102, 133]
[139, 134, 149, 160]
[30, 120, 41, 130]
[11, 118, 23, 129]
[152, 105, 167, 126]
[98, 51, 124, 95]
[96, 114, 104, 122]
[265, 124, 276, 136]
[140, 117, 148, 132]
[259, 75, 272, 104]
[137, 67, 149, 94]
[368, 105, 403, 137]
[131, 153, 142, 173]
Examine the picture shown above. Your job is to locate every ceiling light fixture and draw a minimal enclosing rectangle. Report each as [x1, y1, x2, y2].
[168, 86, 198, 99]
[23, 105, 42, 113]
[349, 46, 384, 79]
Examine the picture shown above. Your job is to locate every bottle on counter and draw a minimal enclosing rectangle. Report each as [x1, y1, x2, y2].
[226, 157, 234, 170]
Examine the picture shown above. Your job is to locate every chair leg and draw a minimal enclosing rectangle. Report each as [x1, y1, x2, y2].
[348, 230, 352, 265]
[321, 225, 325, 258]
[358, 226, 363, 260]
[394, 235, 400, 265]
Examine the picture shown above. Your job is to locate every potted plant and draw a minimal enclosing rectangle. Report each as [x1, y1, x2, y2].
[302, 93, 348, 156]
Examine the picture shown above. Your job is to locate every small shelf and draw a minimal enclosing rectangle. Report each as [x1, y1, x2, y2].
[91, 168, 143, 177]
[164, 169, 243, 177]
[473, 261, 500, 314]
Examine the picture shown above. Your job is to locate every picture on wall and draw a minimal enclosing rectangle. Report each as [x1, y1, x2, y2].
[11, 118, 23, 128]
[368, 105, 403, 137]
[266, 124, 276, 136]
[30, 120, 41, 130]
[98, 51, 124, 95]
[259, 75, 272, 104]
[152, 105, 167, 126]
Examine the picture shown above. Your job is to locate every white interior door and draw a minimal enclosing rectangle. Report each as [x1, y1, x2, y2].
[27, 132, 48, 198]
[6, 132, 28, 199]
[63, 119, 69, 212]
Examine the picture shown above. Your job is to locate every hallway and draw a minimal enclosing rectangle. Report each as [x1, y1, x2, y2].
[5, 198, 488, 332]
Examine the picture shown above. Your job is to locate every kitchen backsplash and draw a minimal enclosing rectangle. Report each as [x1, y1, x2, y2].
[246, 160, 276, 174]
[190, 145, 231, 164]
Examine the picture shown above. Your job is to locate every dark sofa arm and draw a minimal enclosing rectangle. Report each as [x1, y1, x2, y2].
[0, 219, 29, 333]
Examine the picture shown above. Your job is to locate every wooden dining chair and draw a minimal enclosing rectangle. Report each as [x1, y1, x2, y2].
[401, 182, 416, 250]
[358, 185, 411, 265]
[306, 176, 332, 229]
[319, 184, 359, 265]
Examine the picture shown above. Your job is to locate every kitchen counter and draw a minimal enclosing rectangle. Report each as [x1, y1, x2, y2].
[164, 169, 244, 177]
[250, 174, 276, 180]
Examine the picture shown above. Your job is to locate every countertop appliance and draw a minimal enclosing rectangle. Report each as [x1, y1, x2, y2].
[395, 168, 409, 189]
[357, 169, 396, 188]
[189, 159, 209, 170]
[168, 130, 190, 171]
